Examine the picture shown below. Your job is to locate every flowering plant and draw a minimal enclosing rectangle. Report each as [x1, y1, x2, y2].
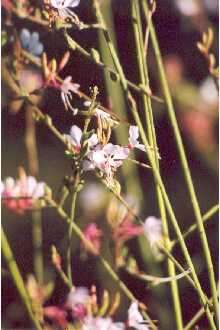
[1, 1, 218, 330]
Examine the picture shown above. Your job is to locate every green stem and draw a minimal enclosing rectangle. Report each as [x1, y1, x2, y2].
[131, 1, 183, 328]
[172, 203, 219, 248]
[64, 32, 162, 103]
[93, 0, 144, 200]
[141, 0, 218, 321]
[1, 226, 42, 330]
[67, 189, 78, 285]
[47, 197, 157, 329]
[88, 4, 214, 325]
[100, 176, 210, 300]
[183, 294, 216, 330]
[30, 101, 214, 326]
[131, 101, 216, 329]
[32, 209, 44, 285]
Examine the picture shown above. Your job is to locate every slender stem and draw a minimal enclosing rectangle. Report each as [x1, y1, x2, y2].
[93, 0, 144, 200]
[130, 99, 216, 329]
[32, 209, 44, 285]
[25, 105, 39, 176]
[47, 197, 157, 329]
[172, 204, 219, 248]
[86, 5, 215, 325]
[14, 50, 124, 124]
[12, 0, 163, 104]
[66, 190, 78, 285]
[1, 227, 42, 330]
[100, 176, 209, 298]
[183, 294, 216, 330]
[67, 190, 77, 285]
[18, 96, 214, 326]
[126, 268, 191, 286]
[63, 31, 163, 104]
[131, 1, 182, 328]
[141, 1, 219, 321]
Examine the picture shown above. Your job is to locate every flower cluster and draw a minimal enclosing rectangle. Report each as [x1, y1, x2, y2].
[65, 123, 145, 187]
[43, 284, 149, 329]
[1, 169, 45, 214]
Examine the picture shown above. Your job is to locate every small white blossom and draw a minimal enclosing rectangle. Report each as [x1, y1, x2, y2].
[199, 77, 218, 107]
[82, 316, 125, 330]
[175, 0, 201, 16]
[61, 76, 80, 113]
[83, 143, 129, 185]
[65, 125, 98, 154]
[79, 183, 106, 213]
[128, 126, 145, 152]
[50, 0, 80, 20]
[66, 287, 90, 310]
[143, 216, 163, 246]
[128, 302, 149, 330]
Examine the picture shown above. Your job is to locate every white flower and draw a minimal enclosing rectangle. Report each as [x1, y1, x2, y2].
[20, 29, 44, 56]
[128, 126, 145, 152]
[61, 76, 80, 113]
[143, 216, 163, 246]
[51, 0, 80, 8]
[66, 287, 89, 309]
[82, 316, 125, 330]
[50, 0, 80, 20]
[83, 143, 129, 185]
[128, 302, 149, 330]
[79, 183, 106, 213]
[65, 125, 98, 154]
[175, 0, 201, 16]
[199, 77, 218, 107]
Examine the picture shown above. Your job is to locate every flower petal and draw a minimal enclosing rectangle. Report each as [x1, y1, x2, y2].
[88, 134, 98, 148]
[20, 29, 31, 49]
[70, 125, 82, 146]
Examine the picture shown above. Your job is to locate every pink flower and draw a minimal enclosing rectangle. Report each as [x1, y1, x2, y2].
[1, 173, 45, 214]
[43, 306, 68, 328]
[65, 286, 89, 320]
[113, 216, 144, 243]
[82, 223, 103, 254]
[60, 76, 80, 113]
[2, 0, 13, 11]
